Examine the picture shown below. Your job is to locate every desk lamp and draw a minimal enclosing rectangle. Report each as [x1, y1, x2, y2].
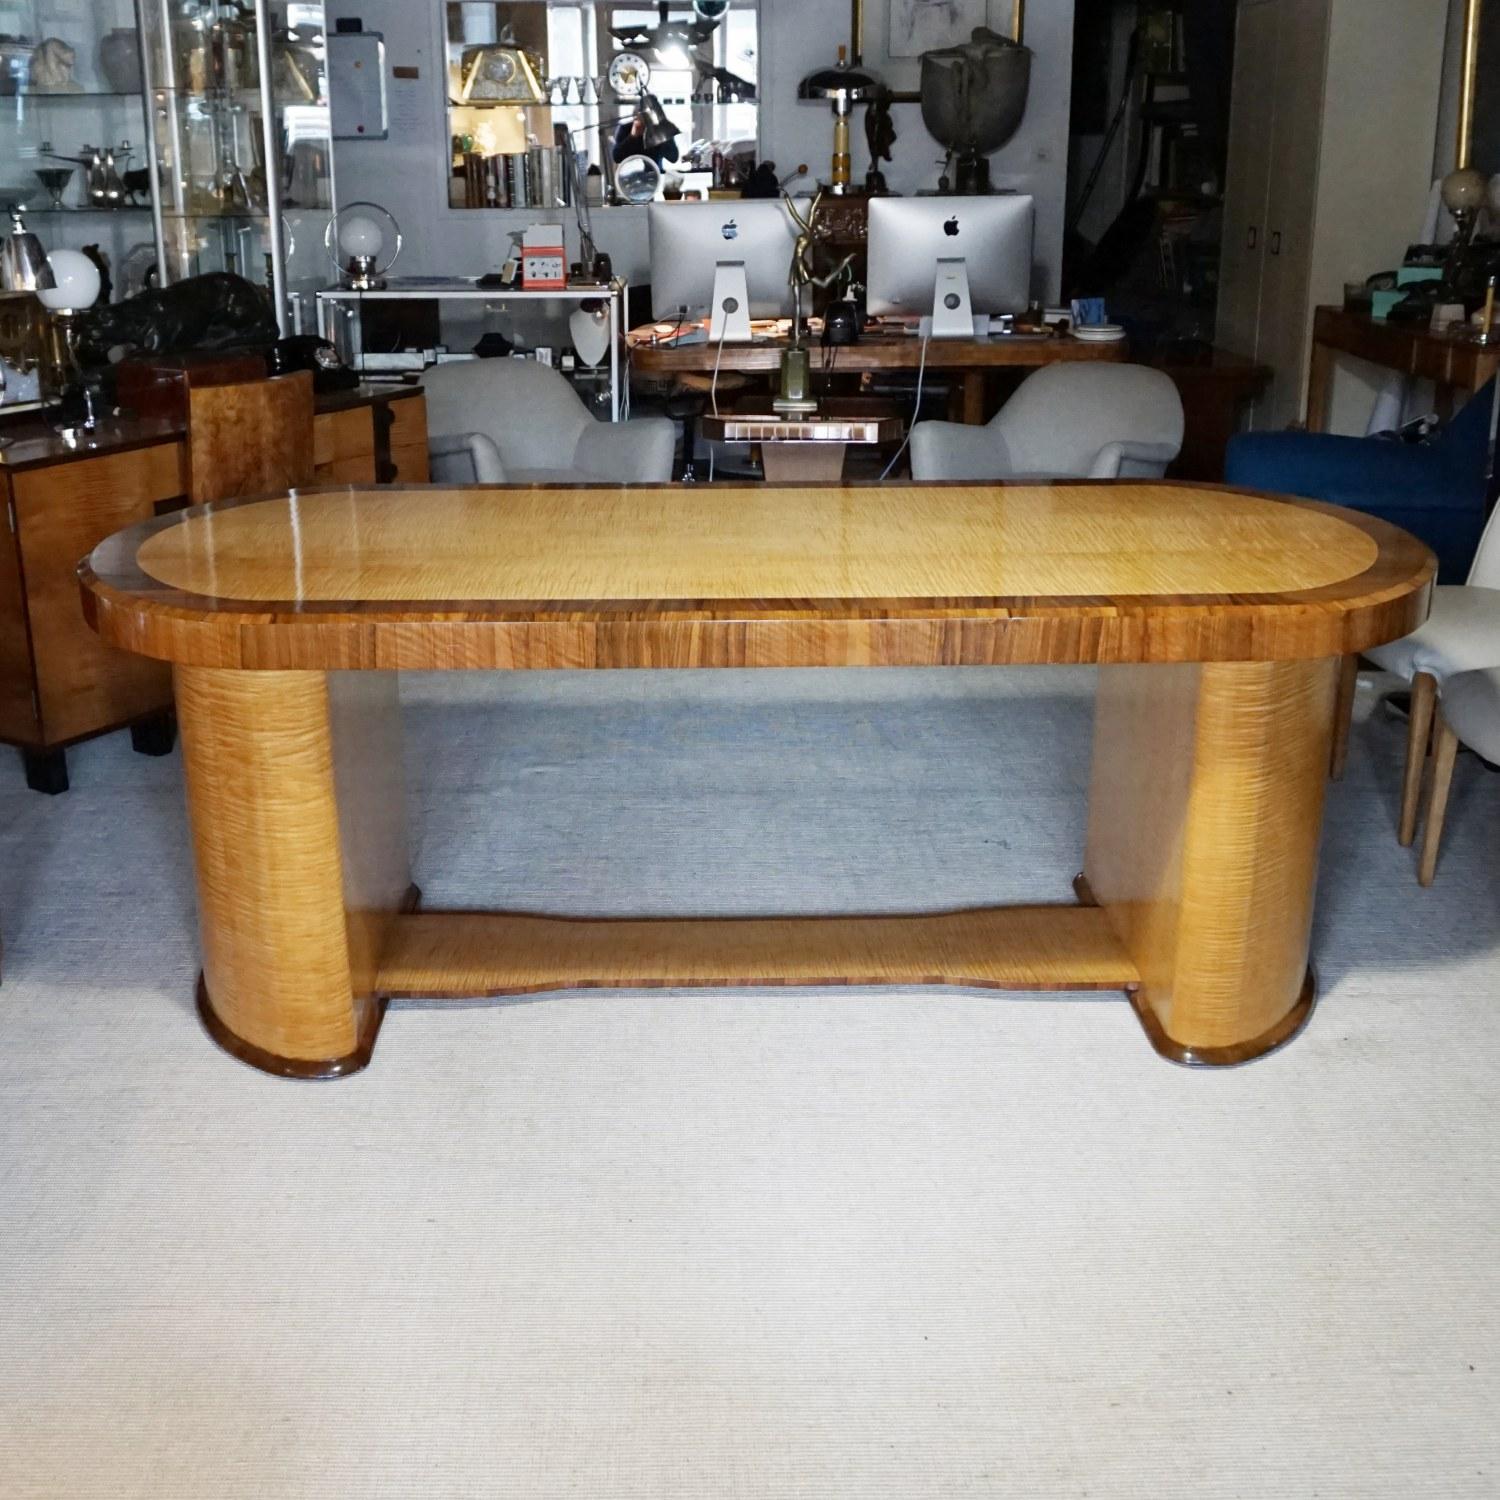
[325, 203, 401, 290]
[1442, 168, 1488, 252]
[798, 48, 881, 197]
[1442, 0, 1490, 304]
[592, 94, 680, 204]
[35, 248, 101, 424]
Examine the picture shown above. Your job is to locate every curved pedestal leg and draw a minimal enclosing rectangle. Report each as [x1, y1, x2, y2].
[175, 666, 411, 1078]
[1084, 658, 1337, 1066]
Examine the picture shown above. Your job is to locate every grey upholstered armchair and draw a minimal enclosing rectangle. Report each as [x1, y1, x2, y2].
[421, 358, 675, 485]
[910, 363, 1185, 482]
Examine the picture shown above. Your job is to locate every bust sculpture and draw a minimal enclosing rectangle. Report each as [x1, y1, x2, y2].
[29, 37, 80, 93]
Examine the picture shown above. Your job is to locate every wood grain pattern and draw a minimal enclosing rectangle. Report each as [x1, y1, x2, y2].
[0, 415, 184, 473]
[375, 906, 1141, 998]
[175, 666, 409, 1072]
[187, 373, 316, 504]
[1419, 711, 1461, 887]
[387, 395, 429, 483]
[84, 479, 1434, 1074]
[1399, 671, 1437, 846]
[390, 443, 430, 484]
[80, 483, 1434, 672]
[10, 445, 183, 745]
[312, 405, 375, 484]
[1084, 657, 1337, 1058]
[314, 453, 378, 485]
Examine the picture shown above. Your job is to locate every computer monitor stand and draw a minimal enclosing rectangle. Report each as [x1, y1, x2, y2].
[930, 257, 974, 339]
[709, 261, 752, 342]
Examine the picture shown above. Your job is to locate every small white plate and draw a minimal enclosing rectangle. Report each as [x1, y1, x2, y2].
[1073, 324, 1127, 342]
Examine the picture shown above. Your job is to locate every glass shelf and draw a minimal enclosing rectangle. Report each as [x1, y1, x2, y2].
[9, 205, 155, 215]
[3, 89, 144, 101]
[160, 209, 273, 221]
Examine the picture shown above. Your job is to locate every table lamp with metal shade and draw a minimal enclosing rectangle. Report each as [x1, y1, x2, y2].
[798, 49, 882, 198]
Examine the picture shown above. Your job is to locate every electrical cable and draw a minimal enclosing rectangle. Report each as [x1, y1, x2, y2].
[879, 332, 930, 480]
[710, 318, 728, 417]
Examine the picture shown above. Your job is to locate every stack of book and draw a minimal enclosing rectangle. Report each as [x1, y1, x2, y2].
[459, 146, 572, 210]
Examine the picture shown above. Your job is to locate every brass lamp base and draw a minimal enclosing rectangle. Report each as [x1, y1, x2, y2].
[773, 345, 819, 414]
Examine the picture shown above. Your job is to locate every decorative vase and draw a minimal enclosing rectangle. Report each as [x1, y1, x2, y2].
[99, 28, 142, 93]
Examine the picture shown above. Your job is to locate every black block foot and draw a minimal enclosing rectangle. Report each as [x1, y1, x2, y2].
[130, 711, 177, 757]
[23, 748, 69, 795]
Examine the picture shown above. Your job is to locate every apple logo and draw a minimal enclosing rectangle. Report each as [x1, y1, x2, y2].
[943, 216, 960, 237]
[721, 220, 739, 240]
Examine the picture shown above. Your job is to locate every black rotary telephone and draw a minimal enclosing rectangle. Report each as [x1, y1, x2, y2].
[268, 333, 358, 393]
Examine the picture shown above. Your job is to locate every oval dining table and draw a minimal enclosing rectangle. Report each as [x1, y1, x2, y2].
[80, 480, 1433, 1079]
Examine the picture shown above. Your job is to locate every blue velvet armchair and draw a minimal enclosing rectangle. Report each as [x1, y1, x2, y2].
[1225, 380, 1496, 583]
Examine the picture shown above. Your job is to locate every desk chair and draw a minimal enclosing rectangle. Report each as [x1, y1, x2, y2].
[1364, 505, 1500, 847]
[909, 363, 1184, 482]
[1417, 667, 1500, 885]
[421, 359, 674, 485]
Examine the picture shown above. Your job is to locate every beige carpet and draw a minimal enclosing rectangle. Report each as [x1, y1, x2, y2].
[2, 667, 1497, 1498]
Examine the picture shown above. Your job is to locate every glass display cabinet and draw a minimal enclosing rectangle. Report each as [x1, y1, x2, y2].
[0, 0, 160, 302]
[136, 0, 334, 332]
[445, 1, 759, 210]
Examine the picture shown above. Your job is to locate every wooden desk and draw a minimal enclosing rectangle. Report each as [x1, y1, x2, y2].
[1306, 305, 1500, 432]
[629, 330, 1128, 424]
[1, 387, 426, 792]
[81, 482, 1431, 1077]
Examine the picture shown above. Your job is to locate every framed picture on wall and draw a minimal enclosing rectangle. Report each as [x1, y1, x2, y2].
[872, 0, 1016, 85]
[887, 0, 990, 58]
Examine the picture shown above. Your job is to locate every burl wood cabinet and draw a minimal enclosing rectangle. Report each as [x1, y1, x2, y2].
[1, 387, 427, 792]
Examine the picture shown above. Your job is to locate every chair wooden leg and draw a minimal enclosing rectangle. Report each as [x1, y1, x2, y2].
[1329, 654, 1358, 780]
[1397, 672, 1437, 847]
[1418, 715, 1460, 888]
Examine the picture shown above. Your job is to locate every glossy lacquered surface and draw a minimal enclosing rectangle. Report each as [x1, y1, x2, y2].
[85, 482, 1436, 1077]
[80, 481, 1434, 671]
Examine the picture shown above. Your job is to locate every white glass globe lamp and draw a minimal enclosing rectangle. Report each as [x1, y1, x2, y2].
[325, 202, 402, 290]
[36, 248, 102, 312]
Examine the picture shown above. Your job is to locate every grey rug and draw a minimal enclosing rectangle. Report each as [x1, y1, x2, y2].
[2, 667, 1497, 1498]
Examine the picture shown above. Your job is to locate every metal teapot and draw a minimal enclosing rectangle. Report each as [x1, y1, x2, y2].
[67, 143, 131, 208]
[1, 207, 55, 293]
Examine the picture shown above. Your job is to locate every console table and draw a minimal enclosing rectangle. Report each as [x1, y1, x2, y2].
[1306, 305, 1500, 431]
[80, 482, 1431, 1077]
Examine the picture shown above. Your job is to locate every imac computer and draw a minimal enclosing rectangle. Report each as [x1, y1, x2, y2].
[866, 195, 1035, 338]
[648, 199, 803, 342]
